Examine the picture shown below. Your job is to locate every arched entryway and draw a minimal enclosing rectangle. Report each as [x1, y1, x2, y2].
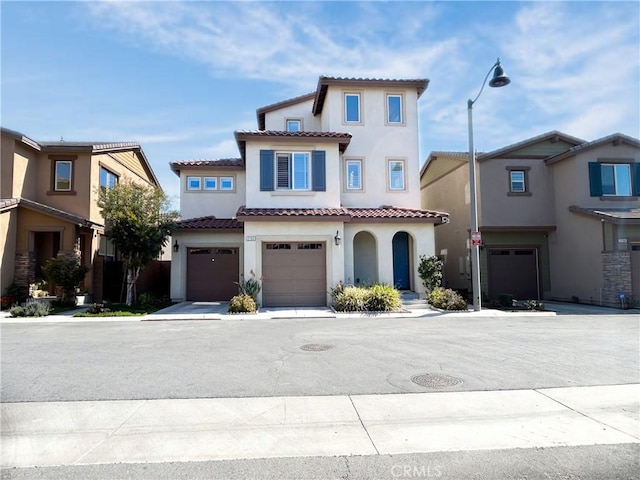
[392, 231, 411, 290]
[353, 231, 377, 285]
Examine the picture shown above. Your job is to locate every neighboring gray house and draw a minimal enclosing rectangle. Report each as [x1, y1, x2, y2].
[420, 131, 640, 308]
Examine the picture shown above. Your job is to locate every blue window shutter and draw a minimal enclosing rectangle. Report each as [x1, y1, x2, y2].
[312, 151, 326, 191]
[588, 162, 602, 197]
[260, 150, 274, 191]
[632, 163, 640, 196]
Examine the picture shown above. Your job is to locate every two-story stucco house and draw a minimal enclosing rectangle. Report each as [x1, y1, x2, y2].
[170, 76, 449, 307]
[1, 127, 162, 302]
[420, 131, 640, 307]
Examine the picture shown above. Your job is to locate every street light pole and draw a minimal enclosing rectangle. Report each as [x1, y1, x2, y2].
[468, 58, 510, 311]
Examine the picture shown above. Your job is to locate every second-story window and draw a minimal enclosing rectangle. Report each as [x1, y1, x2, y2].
[344, 93, 361, 123]
[345, 159, 363, 190]
[601, 163, 632, 196]
[277, 152, 310, 190]
[388, 160, 406, 191]
[187, 176, 201, 190]
[100, 167, 118, 190]
[286, 119, 301, 132]
[54, 160, 73, 191]
[510, 170, 526, 193]
[386, 94, 403, 124]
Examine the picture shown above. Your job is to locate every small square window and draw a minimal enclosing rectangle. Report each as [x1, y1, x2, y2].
[510, 171, 526, 193]
[345, 93, 361, 123]
[55, 161, 72, 191]
[187, 176, 201, 190]
[286, 119, 301, 132]
[388, 160, 405, 190]
[220, 177, 234, 191]
[204, 177, 217, 190]
[345, 159, 362, 190]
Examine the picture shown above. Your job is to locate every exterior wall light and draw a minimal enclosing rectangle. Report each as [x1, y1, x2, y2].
[334, 230, 342, 246]
[173, 240, 179, 253]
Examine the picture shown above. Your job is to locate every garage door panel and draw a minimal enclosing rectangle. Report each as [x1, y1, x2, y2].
[262, 242, 326, 307]
[488, 248, 539, 300]
[186, 247, 239, 301]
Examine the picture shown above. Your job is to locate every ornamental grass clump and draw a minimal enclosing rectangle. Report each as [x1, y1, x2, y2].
[332, 283, 402, 312]
[428, 287, 467, 311]
[228, 294, 257, 313]
[365, 284, 402, 312]
[333, 286, 368, 312]
[10, 300, 50, 317]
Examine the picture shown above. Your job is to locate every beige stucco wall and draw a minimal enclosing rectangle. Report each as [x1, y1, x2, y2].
[169, 230, 244, 302]
[179, 169, 246, 219]
[242, 220, 344, 306]
[479, 158, 556, 227]
[421, 163, 471, 291]
[263, 98, 321, 131]
[0, 209, 18, 291]
[16, 208, 77, 252]
[319, 85, 421, 209]
[244, 140, 342, 209]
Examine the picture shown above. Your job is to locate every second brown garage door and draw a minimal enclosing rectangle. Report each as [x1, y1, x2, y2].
[186, 247, 239, 301]
[262, 242, 326, 307]
[488, 248, 540, 300]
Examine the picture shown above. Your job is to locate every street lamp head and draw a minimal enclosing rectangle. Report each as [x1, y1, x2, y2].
[488, 59, 511, 88]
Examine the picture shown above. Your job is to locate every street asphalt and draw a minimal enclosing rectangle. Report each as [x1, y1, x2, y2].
[1, 301, 638, 478]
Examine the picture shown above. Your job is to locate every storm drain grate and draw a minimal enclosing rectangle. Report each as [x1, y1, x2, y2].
[411, 373, 463, 388]
[300, 344, 333, 352]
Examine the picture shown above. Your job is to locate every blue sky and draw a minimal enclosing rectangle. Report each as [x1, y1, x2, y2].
[2, 1, 639, 209]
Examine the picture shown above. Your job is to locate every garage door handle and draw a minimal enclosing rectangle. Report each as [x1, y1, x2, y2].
[211, 258, 215, 262]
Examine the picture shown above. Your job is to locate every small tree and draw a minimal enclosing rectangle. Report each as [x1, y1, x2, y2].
[42, 257, 89, 303]
[418, 254, 443, 295]
[98, 181, 178, 306]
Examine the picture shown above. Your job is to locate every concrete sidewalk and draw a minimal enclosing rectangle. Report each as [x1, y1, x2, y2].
[2, 384, 638, 468]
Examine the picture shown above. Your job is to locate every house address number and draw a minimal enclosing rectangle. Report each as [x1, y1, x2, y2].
[246, 235, 256, 241]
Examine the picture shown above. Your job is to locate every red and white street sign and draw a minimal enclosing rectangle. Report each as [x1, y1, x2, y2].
[471, 231, 482, 246]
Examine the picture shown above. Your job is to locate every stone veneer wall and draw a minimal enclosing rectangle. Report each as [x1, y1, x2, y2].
[601, 251, 632, 308]
[13, 251, 36, 286]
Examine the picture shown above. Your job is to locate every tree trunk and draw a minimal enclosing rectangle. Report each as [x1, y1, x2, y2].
[125, 266, 141, 306]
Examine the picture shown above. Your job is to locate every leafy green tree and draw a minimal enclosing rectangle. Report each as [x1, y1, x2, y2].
[98, 181, 178, 305]
[418, 254, 443, 295]
[42, 257, 89, 303]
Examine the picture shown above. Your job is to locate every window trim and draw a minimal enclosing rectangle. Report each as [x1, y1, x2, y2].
[99, 165, 119, 190]
[285, 118, 303, 132]
[385, 92, 405, 125]
[186, 176, 202, 190]
[387, 158, 406, 191]
[506, 166, 532, 196]
[343, 91, 363, 125]
[48, 156, 77, 195]
[344, 158, 364, 191]
[275, 151, 311, 192]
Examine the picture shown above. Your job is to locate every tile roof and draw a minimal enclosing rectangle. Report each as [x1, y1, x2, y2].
[546, 133, 640, 165]
[177, 216, 244, 229]
[0, 198, 19, 211]
[313, 76, 429, 115]
[569, 206, 640, 224]
[17, 197, 102, 229]
[236, 205, 449, 224]
[235, 130, 352, 139]
[256, 92, 316, 130]
[170, 158, 243, 174]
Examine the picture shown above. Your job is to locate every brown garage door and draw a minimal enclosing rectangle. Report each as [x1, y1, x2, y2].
[186, 247, 239, 301]
[262, 242, 326, 307]
[488, 248, 540, 300]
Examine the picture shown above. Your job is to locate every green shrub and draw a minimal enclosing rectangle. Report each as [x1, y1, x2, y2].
[228, 294, 257, 313]
[9, 300, 50, 317]
[498, 293, 516, 308]
[87, 303, 111, 315]
[417, 255, 443, 295]
[524, 299, 544, 311]
[235, 271, 262, 302]
[365, 284, 402, 312]
[3, 282, 28, 308]
[137, 292, 157, 308]
[428, 287, 467, 311]
[334, 286, 368, 312]
[42, 257, 89, 302]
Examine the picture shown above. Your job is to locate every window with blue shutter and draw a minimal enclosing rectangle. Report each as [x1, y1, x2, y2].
[260, 150, 274, 191]
[588, 162, 602, 197]
[633, 163, 640, 196]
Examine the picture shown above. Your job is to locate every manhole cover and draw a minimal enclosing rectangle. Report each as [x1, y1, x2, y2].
[300, 344, 333, 351]
[411, 373, 463, 388]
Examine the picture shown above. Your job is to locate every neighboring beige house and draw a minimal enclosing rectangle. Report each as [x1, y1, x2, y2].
[0, 127, 162, 302]
[170, 76, 449, 306]
[420, 131, 640, 308]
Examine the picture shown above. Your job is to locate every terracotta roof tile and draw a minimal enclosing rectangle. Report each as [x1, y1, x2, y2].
[235, 130, 352, 139]
[237, 206, 350, 219]
[348, 206, 447, 220]
[177, 216, 244, 229]
[170, 158, 243, 174]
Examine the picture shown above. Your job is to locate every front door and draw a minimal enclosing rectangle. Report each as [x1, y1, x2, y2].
[392, 232, 410, 290]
